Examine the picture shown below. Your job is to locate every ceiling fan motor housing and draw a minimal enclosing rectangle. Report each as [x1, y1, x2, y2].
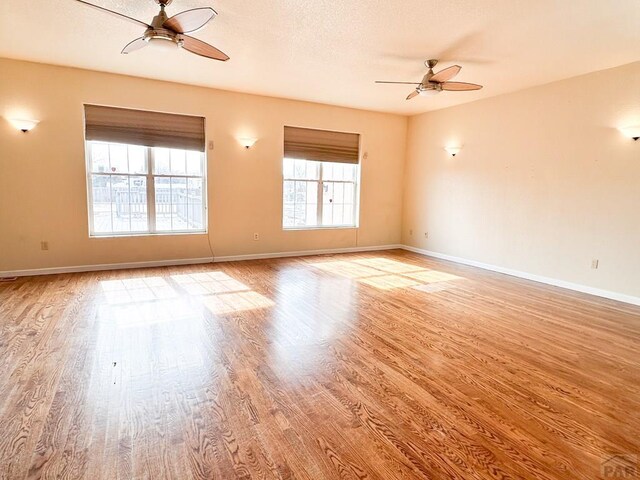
[145, 5, 184, 46]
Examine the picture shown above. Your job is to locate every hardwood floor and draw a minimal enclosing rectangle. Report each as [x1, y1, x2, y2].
[0, 250, 638, 480]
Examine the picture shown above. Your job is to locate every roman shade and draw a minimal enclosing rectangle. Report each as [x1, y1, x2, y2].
[84, 105, 205, 152]
[284, 126, 360, 164]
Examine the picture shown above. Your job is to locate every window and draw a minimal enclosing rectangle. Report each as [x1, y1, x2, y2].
[282, 159, 359, 228]
[84, 105, 206, 236]
[282, 126, 360, 229]
[87, 142, 206, 235]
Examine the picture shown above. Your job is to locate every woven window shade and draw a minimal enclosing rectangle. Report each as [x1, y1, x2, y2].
[284, 126, 360, 164]
[84, 105, 205, 152]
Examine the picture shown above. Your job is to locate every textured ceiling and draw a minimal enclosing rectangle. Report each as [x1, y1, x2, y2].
[2, 0, 639, 115]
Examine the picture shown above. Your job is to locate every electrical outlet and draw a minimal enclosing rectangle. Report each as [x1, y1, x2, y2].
[208, 140, 214, 150]
[253, 233, 259, 241]
[409, 229, 413, 236]
[424, 232, 429, 239]
[40, 241, 49, 251]
[591, 259, 599, 269]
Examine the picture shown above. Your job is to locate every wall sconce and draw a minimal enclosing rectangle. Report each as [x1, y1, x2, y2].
[619, 126, 640, 141]
[8, 118, 39, 133]
[444, 146, 462, 157]
[238, 137, 257, 149]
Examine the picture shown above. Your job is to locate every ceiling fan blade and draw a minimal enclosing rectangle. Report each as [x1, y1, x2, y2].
[121, 37, 148, 54]
[406, 90, 419, 100]
[181, 35, 229, 61]
[164, 7, 217, 34]
[74, 0, 150, 28]
[430, 65, 461, 83]
[375, 81, 421, 85]
[441, 81, 483, 91]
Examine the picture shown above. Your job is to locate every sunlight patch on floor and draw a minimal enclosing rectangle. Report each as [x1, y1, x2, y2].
[352, 257, 425, 274]
[311, 260, 381, 279]
[172, 271, 274, 315]
[311, 257, 464, 291]
[100, 271, 274, 317]
[202, 290, 275, 315]
[170, 271, 249, 295]
[100, 276, 178, 304]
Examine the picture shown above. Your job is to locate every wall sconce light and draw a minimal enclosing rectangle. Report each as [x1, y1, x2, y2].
[239, 137, 257, 149]
[8, 118, 39, 133]
[619, 126, 640, 141]
[444, 146, 462, 157]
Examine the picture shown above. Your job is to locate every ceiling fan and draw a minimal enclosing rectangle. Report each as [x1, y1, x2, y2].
[74, 0, 229, 61]
[376, 59, 482, 100]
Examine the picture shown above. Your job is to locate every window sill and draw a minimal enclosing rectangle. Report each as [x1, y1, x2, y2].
[89, 230, 208, 239]
[282, 226, 359, 232]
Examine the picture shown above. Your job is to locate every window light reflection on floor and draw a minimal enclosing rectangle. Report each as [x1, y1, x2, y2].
[170, 271, 274, 315]
[311, 257, 464, 291]
[99, 271, 274, 316]
[100, 276, 178, 304]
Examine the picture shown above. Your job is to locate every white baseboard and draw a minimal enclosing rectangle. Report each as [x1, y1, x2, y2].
[0, 257, 214, 278]
[5, 244, 636, 307]
[213, 244, 402, 263]
[0, 245, 403, 278]
[401, 245, 640, 307]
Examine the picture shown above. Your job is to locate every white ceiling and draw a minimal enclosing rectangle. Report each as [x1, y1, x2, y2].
[2, 0, 639, 115]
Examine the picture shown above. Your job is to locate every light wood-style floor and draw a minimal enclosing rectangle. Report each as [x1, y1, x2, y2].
[1, 250, 638, 480]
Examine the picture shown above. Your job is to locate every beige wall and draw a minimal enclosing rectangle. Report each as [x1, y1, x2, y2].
[0, 58, 407, 272]
[2, 57, 638, 300]
[402, 62, 640, 298]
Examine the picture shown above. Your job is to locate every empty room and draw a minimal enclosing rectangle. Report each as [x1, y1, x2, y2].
[1, 0, 639, 478]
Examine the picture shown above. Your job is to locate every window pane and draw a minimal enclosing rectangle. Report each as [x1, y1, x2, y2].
[173, 205, 189, 230]
[171, 177, 188, 230]
[344, 183, 354, 203]
[344, 164, 357, 181]
[154, 176, 204, 232]
[109, 144, 128, 174]
[306, 182, 317, 203]
[154, 148, 171, 174]
[87, 142, 206, 236]
[283, 203, 295, 227]
[155, 177, 171, 230]
[294, 204, 306, 226]
[305, 204, 317, 226]
[128, 145, 146, 174]
[91, 175, 112, 233]
[332, 163, 343, 181]
[187, 178, 204, 230]
[322, 182, 333, 204]
[91, 142, 109, 173]
[294, 160, 307, 179]
[282, 156, 358, 230]
[283, 158, 295, 178]
[295, 181, 307, 204]
[170, 149, 186, 175]
[111, 175, 131, 232]
[322, 203, 333, 225]
[333, 183, 344, 203]
[186, 151, 202, 175]
[333, 204, 344, 225]
[129, 176, 148, 231]
[171, 177, 187, 204]
[306, 162, 319, 180]
[323, 162, 333, 180]
[283, 180, 295, 203]
[344, 205, 354, 226]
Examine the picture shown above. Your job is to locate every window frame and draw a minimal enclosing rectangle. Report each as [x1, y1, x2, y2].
[85, 141, 208, 238]
[282, 158, 361, 231]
